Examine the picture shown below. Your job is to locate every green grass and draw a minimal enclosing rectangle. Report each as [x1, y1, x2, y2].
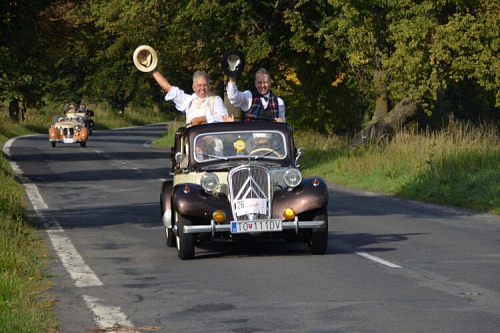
[151, 121, 185, 148]
[22, 102, 176, 134]
[0, 118, 57, 332]
[296, 122, 500, 215]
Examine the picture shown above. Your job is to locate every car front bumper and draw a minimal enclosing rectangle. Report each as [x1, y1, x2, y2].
[174, 216, 325, 237]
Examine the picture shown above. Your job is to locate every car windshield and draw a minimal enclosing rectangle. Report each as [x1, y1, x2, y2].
[193, 130, 287, 162]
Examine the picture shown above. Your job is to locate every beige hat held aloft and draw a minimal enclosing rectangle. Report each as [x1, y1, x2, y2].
[133, 45, 158, 72]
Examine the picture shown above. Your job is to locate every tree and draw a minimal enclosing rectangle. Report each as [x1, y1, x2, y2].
[285, 0, 500, 143]
[0, 0, 54, 120]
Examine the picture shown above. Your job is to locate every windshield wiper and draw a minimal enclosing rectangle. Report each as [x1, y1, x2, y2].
[199, 154, 228, 161]
[253, 148, 283, 160]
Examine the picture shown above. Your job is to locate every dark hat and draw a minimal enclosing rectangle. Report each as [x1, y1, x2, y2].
[221, 49, 245, 78]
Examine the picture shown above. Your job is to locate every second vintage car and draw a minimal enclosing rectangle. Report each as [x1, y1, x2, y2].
[48, 114, 89, 147]
[160, 122, 330, 260]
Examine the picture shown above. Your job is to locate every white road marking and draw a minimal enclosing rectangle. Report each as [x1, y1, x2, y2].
[83, 295, 135, 331]
[7, 160, 103, 287]
[4, 136, 134, 328]
[43, 217, 103, 287]
[356, 252, 402, 268]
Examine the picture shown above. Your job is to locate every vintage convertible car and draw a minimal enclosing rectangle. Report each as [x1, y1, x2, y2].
[48, 115, 89, 147]
[160, 122, 329, 260]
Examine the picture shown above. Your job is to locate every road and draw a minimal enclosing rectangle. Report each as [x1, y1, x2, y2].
[5, 124, 500, 333]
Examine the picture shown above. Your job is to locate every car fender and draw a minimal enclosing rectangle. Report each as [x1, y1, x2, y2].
[172, 184, 231, 223]
[48, 127, 61, 140]
[76, 127, 89, 141]
[272, 177, 329, 218]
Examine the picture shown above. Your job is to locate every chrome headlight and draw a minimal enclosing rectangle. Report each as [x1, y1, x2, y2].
[283, 168, 302, 188]
[175, 152, 185, 163]
[75, 125, 81, 132]
[201, 172, 219, 192]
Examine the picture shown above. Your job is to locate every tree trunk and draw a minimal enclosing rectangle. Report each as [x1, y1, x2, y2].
[9, 99, 20, 121]
[372, 69, 389, 123]
[349, 97, 421, 148]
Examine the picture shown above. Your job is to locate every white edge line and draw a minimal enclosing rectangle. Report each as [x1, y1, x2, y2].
[356, 252, 402, 268]
[82, 295, 134, 330]
[10, 160, 103, 287]
[5, 135, 135, 329]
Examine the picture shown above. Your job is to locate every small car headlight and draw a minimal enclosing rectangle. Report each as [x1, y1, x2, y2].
[201, 172, 219, 192]
[283, 207, 296, 220]
[175, 152, 185, 163]
[283, 168, 302, 188]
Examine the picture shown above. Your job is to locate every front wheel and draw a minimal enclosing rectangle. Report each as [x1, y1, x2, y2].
[307, 207, 329, 255]
[176, 215, 195, 260]
[165, 227, 176, 248]
[80, 141, 87, 147]
[51, 141, 56, 148]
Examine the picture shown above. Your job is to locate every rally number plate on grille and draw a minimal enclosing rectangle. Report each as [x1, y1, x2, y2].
[63, 138, 74, 143]
[230, 219, 282, 234]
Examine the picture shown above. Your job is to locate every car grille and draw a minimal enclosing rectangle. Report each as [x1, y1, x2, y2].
[228, 165, 271, 221]
[63, 128, 74, 138]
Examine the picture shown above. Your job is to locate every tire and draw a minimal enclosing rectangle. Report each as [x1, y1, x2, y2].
[80, 141, 87, 147]
[307, 207, 329, 255]
[176, 214, 195, 260]
[165, 227, 176, 247]
[51, 142, 56, 148]
[161, 189, 176, 248]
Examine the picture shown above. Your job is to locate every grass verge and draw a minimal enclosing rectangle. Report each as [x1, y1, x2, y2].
[0, 118, 57, 332]
[296, 122, 500, 215]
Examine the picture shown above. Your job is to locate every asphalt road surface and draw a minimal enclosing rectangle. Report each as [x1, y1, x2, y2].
[5, 124, 500, 333]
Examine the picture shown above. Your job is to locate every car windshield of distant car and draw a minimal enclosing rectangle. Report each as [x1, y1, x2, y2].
[193, 130, 287, 162]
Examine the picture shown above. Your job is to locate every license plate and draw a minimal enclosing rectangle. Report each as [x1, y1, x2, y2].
[230, 219, 282, 234]
[63, 138, 74, 143]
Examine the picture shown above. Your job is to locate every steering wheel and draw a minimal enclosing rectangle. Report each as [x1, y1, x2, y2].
[249, 148, 280, 157]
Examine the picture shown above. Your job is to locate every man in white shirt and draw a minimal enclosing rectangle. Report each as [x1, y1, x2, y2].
[152, 69, 233, 126]
[226, 68, 285, 122]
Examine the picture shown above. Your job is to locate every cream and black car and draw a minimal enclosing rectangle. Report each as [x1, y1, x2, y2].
[48, 114, 89, 147]
[160, 122, 330, 260]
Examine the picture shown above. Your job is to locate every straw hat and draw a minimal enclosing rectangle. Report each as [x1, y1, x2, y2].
[133, 45, 158, 72]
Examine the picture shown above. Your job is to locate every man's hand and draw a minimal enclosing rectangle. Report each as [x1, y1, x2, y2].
[189, 116, 207, 126]
[275, 117, 284, 123]
[223, 114, 235, 122]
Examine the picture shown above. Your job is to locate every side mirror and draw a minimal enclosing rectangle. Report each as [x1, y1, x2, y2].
[295, 147, 306, 166]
